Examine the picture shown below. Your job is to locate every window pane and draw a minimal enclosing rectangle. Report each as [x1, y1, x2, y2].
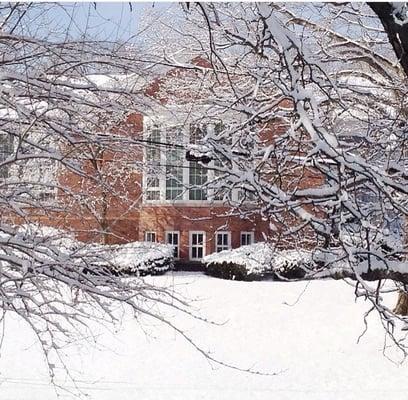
[190, 232, 205, 260]
[146, 190, 160, 201]
[189, 161, 207, 200]
[165, 134, 184, 200]
[241, 233, 253, 246]
[190, 124, 206, 144]
[146, 232, 156, 242]
[166, 233, 179, 258]
[145, 127, 161, 201]
[0, 134, 13, 179]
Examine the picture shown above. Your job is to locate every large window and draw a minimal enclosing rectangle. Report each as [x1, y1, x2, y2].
[0, 133, 13, 179]
[189, 231, 205, 260]
[143, 121, 253, 204]
[144, 121, 210, 203]
[166, 231, 180, 258]
[215, 231, 231, 252]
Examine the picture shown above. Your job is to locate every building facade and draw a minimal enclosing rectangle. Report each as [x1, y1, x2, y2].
[0, 64, 323, 267]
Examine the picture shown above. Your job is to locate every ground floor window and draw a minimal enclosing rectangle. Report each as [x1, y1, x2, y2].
[189, 231, 205, 260]
[240, 231, 254, 246]
[166, 231, 180, 258]
[145, 231, 156, 242]
[215, 231, 231, 252]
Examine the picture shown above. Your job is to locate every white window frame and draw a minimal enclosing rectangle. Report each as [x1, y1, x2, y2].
[143, 118, 231, 205]
[215, 231, 231, 252]
[143, 120, 164, 202]
[240, 231, 254, 246]
[144, 231, 157, 242]
[189, 231, 206, 260]
[165, 231, 180, 259]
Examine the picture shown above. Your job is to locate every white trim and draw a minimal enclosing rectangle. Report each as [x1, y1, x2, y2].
[240, 231, 254, 246]
[165, 230, 180, 259]
[215, 231, 231, 252]
[189, 231, 206, 260]
[144, 231, 157, 242]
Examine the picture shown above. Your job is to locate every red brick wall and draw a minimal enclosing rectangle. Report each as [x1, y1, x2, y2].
[138, 205, 270, 260]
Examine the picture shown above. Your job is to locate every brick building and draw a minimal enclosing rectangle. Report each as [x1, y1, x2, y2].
[1, 64, 323, 267]
[53, 108, 274, 268]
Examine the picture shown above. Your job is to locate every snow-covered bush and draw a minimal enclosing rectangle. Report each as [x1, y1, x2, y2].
[273, 249, 314, 279]
[204, 243, 314, 281]
[2, 224, 174, 276]
[204, 243, 273, 280]
[86, 241, 174, 276]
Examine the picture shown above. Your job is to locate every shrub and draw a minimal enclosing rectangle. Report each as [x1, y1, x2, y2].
[203, 244, 315, 281]
[206, 261, 263, 281]
[273, 250, 314, 280]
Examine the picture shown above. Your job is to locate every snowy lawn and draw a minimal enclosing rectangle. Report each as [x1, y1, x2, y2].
[1, 273, 408, 399]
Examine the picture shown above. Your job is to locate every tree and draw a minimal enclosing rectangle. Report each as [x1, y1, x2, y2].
[4, 2, 408, 390]
[144, 2, 408, 353]
[0, 3, 242, 388]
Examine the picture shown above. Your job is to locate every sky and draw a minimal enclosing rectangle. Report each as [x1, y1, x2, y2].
[32, 2, 175, 43]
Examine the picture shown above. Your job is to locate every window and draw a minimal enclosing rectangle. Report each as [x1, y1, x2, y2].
[216, 231, 231, 252]
[238, 185, 256, 203]
[143, 120, 211, 203]
[212, 160, 226, 201]
[27, 159, 58, 202]
[145, 231, 156, 242]
[145, 127, 161, 201]
[166, 231, 180, 258]
[189, 231, 205, 260]
[189, 124, 208, 200]
[165, 130, 184, 200]
[188, 161, 207, 200]
[0, 133, 13, 179]
[240, 232, 254, 246]
[190, 124, 206, 144]
[0, 132, 58, 201]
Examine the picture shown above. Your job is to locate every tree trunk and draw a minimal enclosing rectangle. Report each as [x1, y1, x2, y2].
[394, 290, 408, 316]
[368, 2, 408, 78]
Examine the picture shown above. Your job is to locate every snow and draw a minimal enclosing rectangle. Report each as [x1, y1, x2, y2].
[71, 73, 147, 93]
[204, 243, 274, 275]
[1, 224, 174, 274]
[1, 274, 408, 399]
[87, 241, 174, 274]
[204, 243, 311, 276]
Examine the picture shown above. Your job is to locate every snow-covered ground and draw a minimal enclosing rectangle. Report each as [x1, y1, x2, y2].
[1, 273, 408, 400]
